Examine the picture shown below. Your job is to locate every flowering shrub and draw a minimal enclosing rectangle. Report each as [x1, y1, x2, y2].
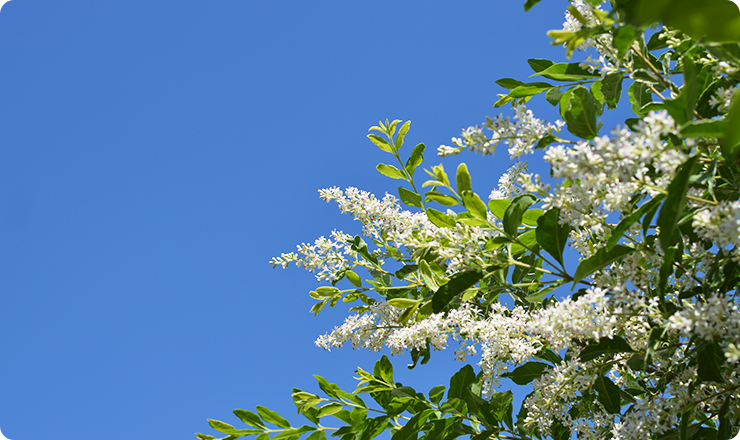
[200, 0, 740, 439]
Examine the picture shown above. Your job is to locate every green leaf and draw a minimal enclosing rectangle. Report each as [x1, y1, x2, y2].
[233, 409, 266, 429]
[488, 199, 511, 219]
[522, 208, 544, 225]
[508, 82, 554, 98]
[613, 25, 637, 58]
[601, 73, 624, 110]
[448, 364, 476, 400]
[545, 87, 563, 106]
[496, 78, 525, 90]
[432, 270, 483, 313]
[528, 58, 554, 73]
[397, 187, 422, 208]
[367, 134, 392, 153]
[681, 118, 726, 138]
[461, 191, 488, 220]
[375, 354, 394, 384]
[536, 208, 570, 266]
[502, 362, 550, 385]
[628, 81, 652, 117]
[387, 298, 420, 309]
[504, 194, 536, 236]
[722, 90, 740, 164]
[606, 195, 665, 250]
[306, 431, 327, 440]
[579, 336, 635, 362]
[456, 163, 472, 194]
[405, 143, 425, 175]
[390, 409, 435, 440]
[317, 402, 345, 418]
[256, 406, 291, 428]
[394, 121, 410, 151]
[573, 244, 636, 285]
[562, 86, 599, 139]
[208, 419, 262, 436]
[377, 163, 406, 180]
[425, 191, 458, 206]
[195, 434, 216, 440]
[429, 385, 446, 405]
[533, 62, 600, 81]
[697, 342, 726, 383]
[511, 230, 538, 255]
[345, 270, 362, 288]
[425, 208, 457, 228]
[523, 0, 541, 11]
[657, 155, 698, 250]
[594, 375, 621, 414]
[419, 260, 440, 291]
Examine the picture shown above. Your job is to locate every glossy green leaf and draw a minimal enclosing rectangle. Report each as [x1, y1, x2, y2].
[397, 187, 422, 208]
[461, 190, 488, 220]
[511, 230, 538, 255]
[233, 409, 266, 429]
[504, 194, 536, 236]
[387, 298, 420, 309]
[394, 120, 410, 151]
[502, 362, 550, 385]
[375, 354, 394, 384]
[527, 58, 554, 73]
[390, 409, 435, 440]
[658, 155, 698, 250]
[317, 403, 345, 418]
[448, 364, 476, 400]
[456, 163, 472, 194]
[367, 134, 392, 153]
[488, 199, 511, 219]
[681, 118, 726, 137]
[522, 208, 544, 225]
[533, 62, 600, 81]
[405, 143, 425, 175]
[562, 86, 599, 139]
[613, 25, 637, 57]
[579, 336, 635, 362]
[628, 82, 652, 117]
[425, 191, 458, 206]
[419, 260, 441, 291]
[545, 87, 563, 106]
[377, 163, 406, 180]
[508, 82, 554, 98]
[429, 385, 446, 405]
[573, 244, 636, 285]
[426, 208, 456, 228]
[256, 406, 291, 428]
[602, 73, 624, 110]
[594, 375, 621, 414]
[496, 78, 525, 90]
[345, 270, 362, 287]
[306, 431, 327, 440]
[432, 270, 483, 313]
[535, 208, 570, 266]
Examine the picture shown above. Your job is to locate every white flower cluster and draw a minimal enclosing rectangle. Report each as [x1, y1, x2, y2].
[438, 105, 564, 159]
[669, 295, 740, 361]
[522, 111, 685, 235]
[562, 0, 614, 54]
[709, 85, 740, 112]
[693, 201, 740, 261]
[268, 230, 355, 281]
[489, 161, 527, 200]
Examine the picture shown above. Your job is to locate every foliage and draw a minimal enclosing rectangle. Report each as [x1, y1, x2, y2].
[201, 0, 740, 439]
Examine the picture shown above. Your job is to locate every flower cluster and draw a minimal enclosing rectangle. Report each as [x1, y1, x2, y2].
[437, 105, 564, 159]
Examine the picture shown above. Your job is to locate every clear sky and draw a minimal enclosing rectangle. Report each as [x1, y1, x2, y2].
[0, 1, 583, 438]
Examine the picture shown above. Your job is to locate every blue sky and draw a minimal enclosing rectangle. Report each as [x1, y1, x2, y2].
[0, 1, 585, 438]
